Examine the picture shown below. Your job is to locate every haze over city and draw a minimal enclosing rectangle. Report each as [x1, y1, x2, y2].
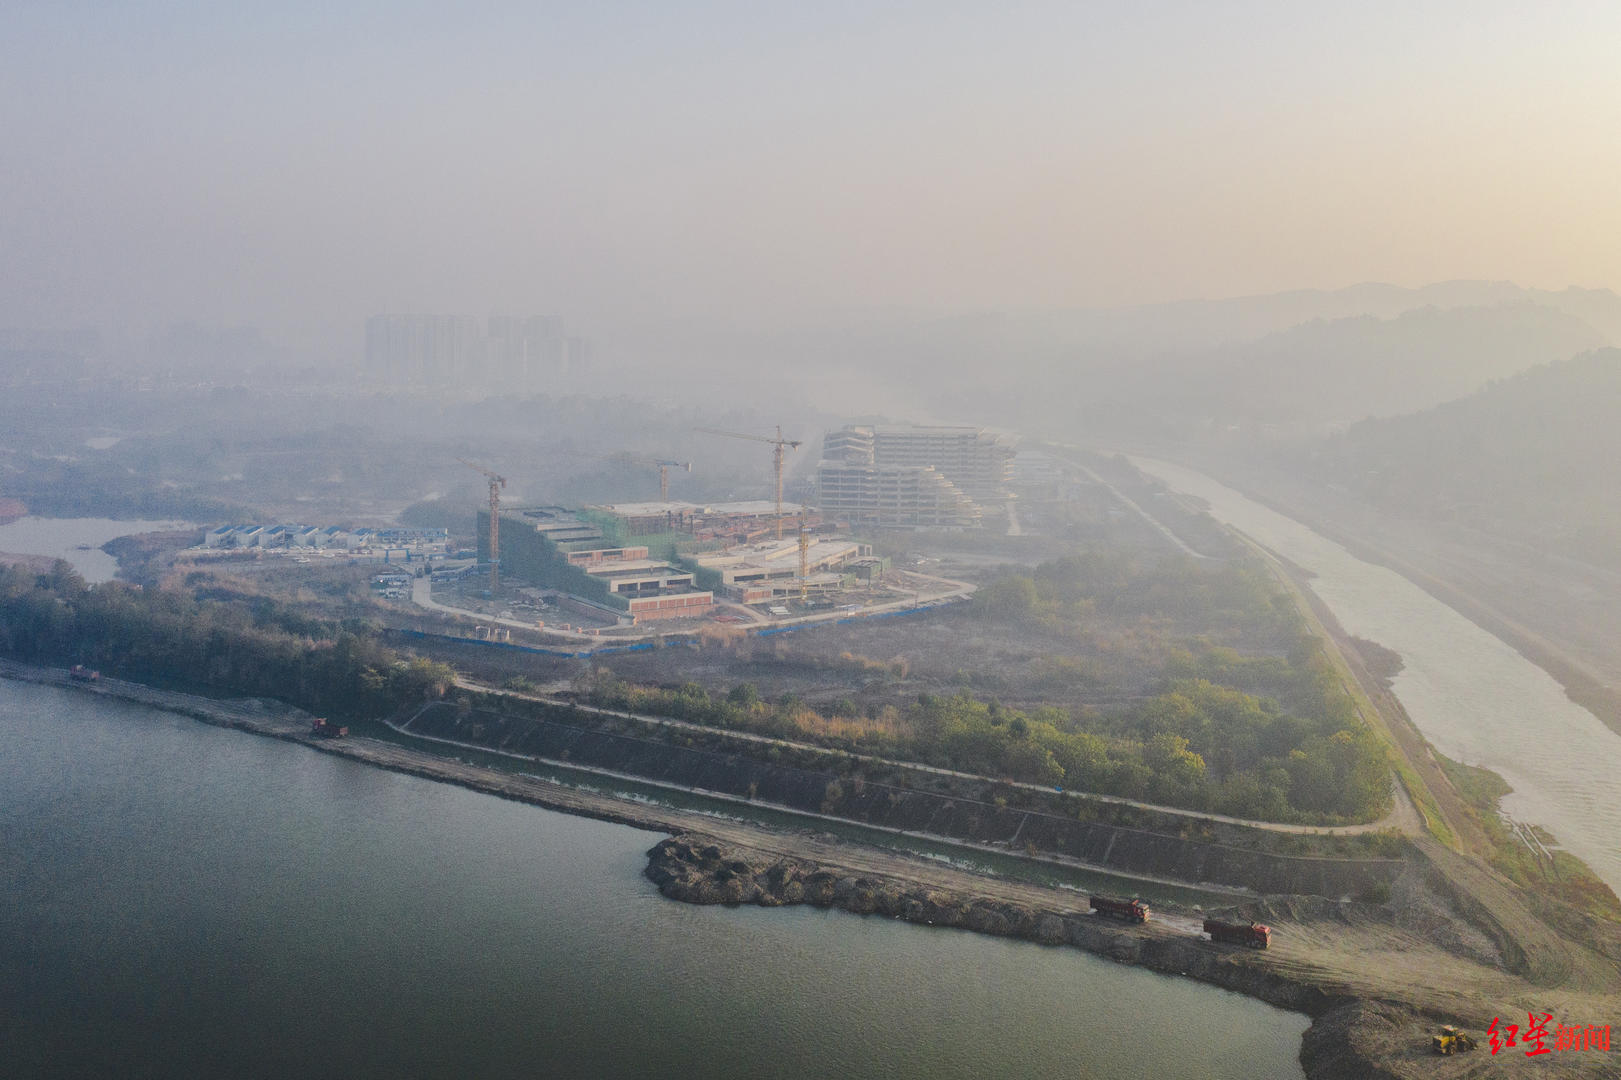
[5, 1, 1621, 358]
[4, 6, 1620, 1079]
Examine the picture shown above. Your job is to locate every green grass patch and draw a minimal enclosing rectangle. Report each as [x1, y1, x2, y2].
[1435, 752, 1620, 920]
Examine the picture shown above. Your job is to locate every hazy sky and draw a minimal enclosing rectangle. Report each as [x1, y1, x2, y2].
[3, 1, 1619, 353]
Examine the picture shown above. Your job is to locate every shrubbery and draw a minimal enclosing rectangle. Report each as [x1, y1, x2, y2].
[584, 669, 1390, 823]
[0, 561, 454, 719]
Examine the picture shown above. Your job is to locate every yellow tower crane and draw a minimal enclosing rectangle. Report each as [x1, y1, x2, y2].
[798, 518, 810, 602]
[616, 455, 692, 502]
[695, 425, 803, 539]
[457, 458, 507, 593]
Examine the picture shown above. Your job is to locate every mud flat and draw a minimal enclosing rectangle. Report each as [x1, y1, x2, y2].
[5, 661, 1616, 1078]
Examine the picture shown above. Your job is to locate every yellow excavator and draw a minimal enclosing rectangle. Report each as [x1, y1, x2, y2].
[1432, 1026, 1478, 1054]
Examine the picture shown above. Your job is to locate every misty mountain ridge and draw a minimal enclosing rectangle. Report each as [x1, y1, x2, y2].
[1303, 347, 1621, 566]
[894, 297, 1609, 441]
[1163, 300, 1609, 432]
[1055, 279, 1621, 353]
[780, 279, 1621, 369]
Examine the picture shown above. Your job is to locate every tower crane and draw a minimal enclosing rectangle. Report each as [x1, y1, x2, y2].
[798, 518, 810, 602]
[614, 455, 692, 502]
[695, 425, 802, 539]
[457, 458, 507, 593]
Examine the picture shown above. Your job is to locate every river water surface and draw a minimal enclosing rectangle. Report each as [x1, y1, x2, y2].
[0, 517, 191, 582]
[0, 679, 1307, 1079]
[1133, 458, 1621, 894]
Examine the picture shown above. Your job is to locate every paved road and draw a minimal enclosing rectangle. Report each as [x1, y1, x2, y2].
[1043, 446, 1213, 559]
[412, 577, 603, 641]
[455, 677, 1420, 837]
[412, 573, 979, 645]
[391, 702, 1253, 897]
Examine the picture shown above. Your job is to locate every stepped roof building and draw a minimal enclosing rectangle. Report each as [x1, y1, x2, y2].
[817, 424, 1011, 529]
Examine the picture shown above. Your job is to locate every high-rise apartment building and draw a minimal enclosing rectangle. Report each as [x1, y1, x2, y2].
[364, 313, 590, 385]
[364, 314, 483, 381]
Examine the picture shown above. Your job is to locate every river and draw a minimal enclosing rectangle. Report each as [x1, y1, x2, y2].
[0, 516, 191, 582]
[1132, 457, 1621, 895]
[0, 679, 1307, 1079]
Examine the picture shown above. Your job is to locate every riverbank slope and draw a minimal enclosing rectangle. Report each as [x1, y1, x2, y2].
[5, 661, 1615, 1077]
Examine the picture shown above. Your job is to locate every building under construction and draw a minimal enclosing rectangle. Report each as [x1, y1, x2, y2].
[582, 500, 815, 544]
[693, 536, 872, 603]
[817, 425, 1013, 529]
[478, 506, 713, 623]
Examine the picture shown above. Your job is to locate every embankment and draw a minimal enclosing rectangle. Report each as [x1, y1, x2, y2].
[646, 835, 1414, 1080]
[407, 700, 1403, 897]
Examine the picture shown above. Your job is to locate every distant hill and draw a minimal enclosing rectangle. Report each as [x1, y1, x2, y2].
[770, 282, 1621, 439]
[959, 300, 1608, 440]
[1008, 280, 1621, 356]
[1303, 348, 1621, 565]
[784, 280, 1621, 368]
[1158, 301, 1609, 433]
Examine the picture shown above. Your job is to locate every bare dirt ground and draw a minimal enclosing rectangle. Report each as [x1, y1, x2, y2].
[585, 590, 1274, 720]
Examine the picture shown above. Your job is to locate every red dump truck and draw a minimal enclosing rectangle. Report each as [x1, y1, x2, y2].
[1204, 918, 1271, 948]
[310, 717, 349, 738]
[69, 664, 100, 682]
[1090, 895, 1150, 923]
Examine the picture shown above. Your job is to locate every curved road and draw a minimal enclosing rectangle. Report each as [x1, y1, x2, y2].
[412, 574, 979, 645]
[456, 678, 1422, 837]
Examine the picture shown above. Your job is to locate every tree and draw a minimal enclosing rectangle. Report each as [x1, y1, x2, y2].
[974, 575, 1038, 619]
[1144, 732, 1207, 802]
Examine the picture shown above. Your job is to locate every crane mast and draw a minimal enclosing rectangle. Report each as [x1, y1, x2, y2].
[798, 519, 810, 601]
[695, 425, 803, 539]
[457, 458, 507, 593]
[617, 455, 692, 501]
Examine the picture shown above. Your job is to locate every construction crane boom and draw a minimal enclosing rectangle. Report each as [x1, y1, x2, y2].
[695, 425, 802, 539]
[616, 454, 692, 502]
[457, 458, 507, 593]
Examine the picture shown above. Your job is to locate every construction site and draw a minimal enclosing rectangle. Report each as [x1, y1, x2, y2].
[428, 424, 1014, 638]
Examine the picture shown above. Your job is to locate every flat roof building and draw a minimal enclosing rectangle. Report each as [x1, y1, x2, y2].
[695, 536, 869, 600]
[584, 500, 813, 541]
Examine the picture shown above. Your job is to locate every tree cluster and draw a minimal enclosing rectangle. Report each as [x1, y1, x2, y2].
[0, 561, 453, 719]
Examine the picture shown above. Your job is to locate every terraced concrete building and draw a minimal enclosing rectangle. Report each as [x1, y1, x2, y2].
[816, 424, 1012, 528]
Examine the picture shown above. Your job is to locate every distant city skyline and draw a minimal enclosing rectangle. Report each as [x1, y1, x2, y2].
[364, 312, 593, 384]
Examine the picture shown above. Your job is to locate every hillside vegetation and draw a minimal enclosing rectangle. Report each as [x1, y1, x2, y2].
[1304, 347, 1621, 566]
[588, 552, 1392, 825]
[0, 561, 453, 718]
